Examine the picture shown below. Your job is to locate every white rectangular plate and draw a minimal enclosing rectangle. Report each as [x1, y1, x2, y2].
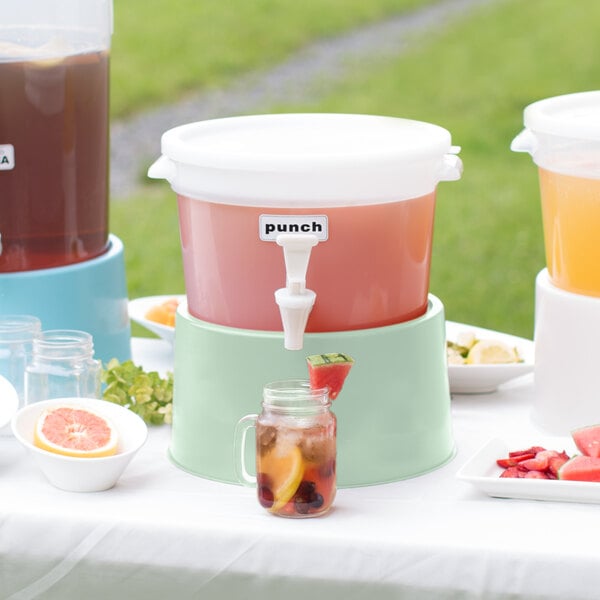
[457, 438, 600, 504]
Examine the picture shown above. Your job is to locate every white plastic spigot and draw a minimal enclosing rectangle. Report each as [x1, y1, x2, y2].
[274, 233, 319, 350]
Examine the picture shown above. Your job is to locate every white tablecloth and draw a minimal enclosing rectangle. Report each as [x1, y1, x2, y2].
[2, 338, 600, 600]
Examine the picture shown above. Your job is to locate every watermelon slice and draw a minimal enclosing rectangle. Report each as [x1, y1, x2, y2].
[558, 455, 600, 482]
[306, 353, 354, 400]
[572, 424, 600, 458]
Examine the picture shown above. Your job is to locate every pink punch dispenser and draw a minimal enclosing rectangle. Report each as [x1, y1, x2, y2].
[149, 113, 463, 486]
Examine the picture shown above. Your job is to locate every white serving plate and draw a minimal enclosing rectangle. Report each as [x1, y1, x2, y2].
[457, 437, 600, 505]
[0, 375, 19, 429]
[128, 295, 185, 345]
[446, 321, 534, 394]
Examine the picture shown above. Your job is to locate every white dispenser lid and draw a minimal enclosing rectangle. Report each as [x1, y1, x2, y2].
[522, 91, 600, 142]
[511, 91, 600, 177]
[148, 113, 462, 206]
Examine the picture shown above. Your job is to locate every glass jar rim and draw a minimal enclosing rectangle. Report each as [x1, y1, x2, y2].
[0, 314, 42, 343]
[262, 379, 330, 412]
[32, 329, 94, 358]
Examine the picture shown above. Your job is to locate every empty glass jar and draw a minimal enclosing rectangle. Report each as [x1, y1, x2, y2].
[25, 330, 101, 404]
[0, 314, 41, 408]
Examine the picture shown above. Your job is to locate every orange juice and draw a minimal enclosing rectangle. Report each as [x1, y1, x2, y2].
[539, 167, 600, 296]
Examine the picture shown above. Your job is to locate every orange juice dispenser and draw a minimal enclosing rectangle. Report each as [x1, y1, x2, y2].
[0, 0, 130, 363]
[149, 113, 462, 486]
[512, 91, 600, 433]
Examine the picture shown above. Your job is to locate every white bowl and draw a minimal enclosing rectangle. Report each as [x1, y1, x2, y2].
[12, 398, 148, 492]
[128, 294, 184, 345]
[0, 375, 19, 429]
[446, 321, 535, 394]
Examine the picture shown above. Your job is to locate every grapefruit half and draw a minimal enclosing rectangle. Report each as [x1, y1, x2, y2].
[34, 405, 119, 458]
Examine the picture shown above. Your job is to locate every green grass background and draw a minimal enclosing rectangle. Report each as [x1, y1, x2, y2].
[110, 0, 600, 339]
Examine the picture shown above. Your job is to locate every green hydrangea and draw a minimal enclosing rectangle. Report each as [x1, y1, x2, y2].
[102, 359, 174, 425]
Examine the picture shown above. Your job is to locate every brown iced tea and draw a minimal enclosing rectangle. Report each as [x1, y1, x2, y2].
[0, 50, 109, 272]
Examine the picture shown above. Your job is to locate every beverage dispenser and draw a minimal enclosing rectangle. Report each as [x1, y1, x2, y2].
[0, 0, 130, 363]
[149, 113, 462, 486]
[512, 91, 600, 434]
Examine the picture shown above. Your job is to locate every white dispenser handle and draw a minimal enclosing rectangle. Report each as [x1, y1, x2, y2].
[274, 233, 319, 350]
[148, 155, 176, 183]
[511, 129, 538, 155]
[438, 146, 463, 181]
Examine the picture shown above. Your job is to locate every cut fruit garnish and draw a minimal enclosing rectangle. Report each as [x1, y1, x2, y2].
[306, 353, 355, 400]
[259, 445, 304, 511]
[34, 405, 119, 458]
[465, 339, 521, 365]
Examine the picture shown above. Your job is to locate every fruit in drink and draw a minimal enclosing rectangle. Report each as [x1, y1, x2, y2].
[34, 405, 118, 458]
[256, 416, 336, 517]
[306, 353, 354, 399]
[259, 445, 304, 511]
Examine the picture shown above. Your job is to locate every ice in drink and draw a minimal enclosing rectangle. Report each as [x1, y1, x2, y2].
[0, 49, 110, 272]
[256, 411, 336, 518]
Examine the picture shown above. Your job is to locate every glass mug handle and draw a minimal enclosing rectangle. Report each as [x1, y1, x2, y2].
[233, 414, 258, 486]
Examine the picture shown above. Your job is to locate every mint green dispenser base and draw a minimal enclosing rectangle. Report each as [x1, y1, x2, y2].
[170, 295, 454, 487]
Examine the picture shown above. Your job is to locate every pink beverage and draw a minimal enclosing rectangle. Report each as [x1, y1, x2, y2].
[256, 418, 336, 518]
[253, 380, 336, 518]
[0, 50, 109, 272]
[177, 192, 436, 332]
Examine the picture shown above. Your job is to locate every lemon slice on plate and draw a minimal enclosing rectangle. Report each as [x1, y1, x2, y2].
[260, 445, 304, 511]
[466, 339, 521, 365]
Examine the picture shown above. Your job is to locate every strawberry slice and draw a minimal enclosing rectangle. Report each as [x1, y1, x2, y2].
[496, 453, 536, 468]
[508, 446, 546, 458]
[499, 466, 523, 478]
[547, 451, 570, 478]
[524, 470, 550, 479]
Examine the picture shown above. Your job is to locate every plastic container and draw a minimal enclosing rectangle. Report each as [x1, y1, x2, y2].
[0, 0, 113, 272]
[512, 91, 600, 297]
[149, 113, 462, 332]
[234, 380, 336, 518]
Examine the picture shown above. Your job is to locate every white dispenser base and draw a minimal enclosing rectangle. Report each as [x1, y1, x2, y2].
[534, 269, 600, 433]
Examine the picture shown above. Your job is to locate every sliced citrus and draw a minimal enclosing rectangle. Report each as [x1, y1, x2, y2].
[145, 298, 179, 327]
[466, 339, 521, 365]
[34, 406, 119, 458]
[260, 444, 304, 512]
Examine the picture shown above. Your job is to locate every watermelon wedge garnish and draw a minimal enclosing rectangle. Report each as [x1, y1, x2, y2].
[306, 353, 354, 400]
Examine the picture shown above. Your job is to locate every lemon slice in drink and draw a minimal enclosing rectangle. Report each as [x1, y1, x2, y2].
[261, 445, 304, 512]
[466, 339, 520, 365]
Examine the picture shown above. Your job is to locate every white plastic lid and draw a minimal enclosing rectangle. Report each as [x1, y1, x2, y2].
[149, 113, 462, 206]
[523, 91, 600, 141]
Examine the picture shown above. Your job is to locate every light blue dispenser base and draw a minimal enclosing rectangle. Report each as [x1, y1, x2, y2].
[171, 294, 455, 488]
[0, 234, 131, 364]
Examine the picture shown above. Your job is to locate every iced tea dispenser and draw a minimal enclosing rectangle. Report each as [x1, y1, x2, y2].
[0, 1, 130, 363]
